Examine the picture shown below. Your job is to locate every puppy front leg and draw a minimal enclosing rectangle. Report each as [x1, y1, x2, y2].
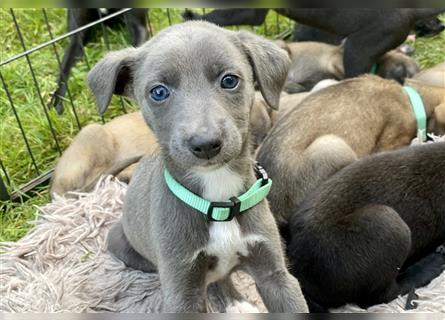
[244, 242, 308, 313]
[159, 252, 208, 313]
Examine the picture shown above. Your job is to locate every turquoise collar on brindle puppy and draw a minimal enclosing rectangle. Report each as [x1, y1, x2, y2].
[164, 164, 272, 222]
[403, 86, 428, 142]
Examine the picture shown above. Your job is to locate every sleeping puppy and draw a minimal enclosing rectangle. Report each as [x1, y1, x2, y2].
[287, 142, 445, 311]
[256, 75, 445, 225]
[50, 96, 275, 198]
[50, 112, 158, 198]
[277, 41, 419, 93]
[413, 61, 445, 88]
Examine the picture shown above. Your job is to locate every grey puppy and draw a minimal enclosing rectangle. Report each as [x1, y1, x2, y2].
[88, 21, 308, 313]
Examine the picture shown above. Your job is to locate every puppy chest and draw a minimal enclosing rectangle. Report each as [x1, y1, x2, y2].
[194, 165, 264, 284]
[204, 220, 249, 284]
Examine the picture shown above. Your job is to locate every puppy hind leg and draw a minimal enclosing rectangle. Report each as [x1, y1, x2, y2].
[107, 221, 157, 273]
[358, 206, 445, 305]
[303, 134, 357, 193]
[115, 162, 140, 184]
[258, 135, 356, 225]
[50, 124, 116, 197]
[289, 204, 413, 309]
[337, 205, 413, 308]
[306, 134, 357, 168]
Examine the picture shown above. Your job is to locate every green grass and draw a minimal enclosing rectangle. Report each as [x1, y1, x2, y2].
[0, 186, 48, 242]
[0, 9, 444, 242]
[412, 29, 445, 68]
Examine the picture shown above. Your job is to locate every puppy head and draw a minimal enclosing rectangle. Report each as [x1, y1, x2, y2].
[283, 42, 343, 93]
[377, 51, 420, 84]
[415, 17, 445, 37]
[88, 21, 290, 171]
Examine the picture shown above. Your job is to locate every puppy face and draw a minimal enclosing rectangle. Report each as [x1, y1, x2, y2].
[415, 17, 445, 37]
[281, 42, 343, 93]
[137, 30, 252, 170]
[377, 51, 420, 84]
[87, 22, 290, 171]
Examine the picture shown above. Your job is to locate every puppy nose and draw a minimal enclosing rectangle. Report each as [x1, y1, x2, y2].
[188, 136, 222, 159]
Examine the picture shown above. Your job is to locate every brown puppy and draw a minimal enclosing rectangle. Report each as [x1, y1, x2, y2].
[270, 80, 340, 126]
[256, 75, 445, 224]
[413, 61, 445, 87]
[50, 112, 158, 197]
[51, 98, 275, 197]
[278, 41, 420, 93]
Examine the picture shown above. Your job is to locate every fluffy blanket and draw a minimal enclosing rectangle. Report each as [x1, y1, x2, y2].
[1, 168, 444, 312]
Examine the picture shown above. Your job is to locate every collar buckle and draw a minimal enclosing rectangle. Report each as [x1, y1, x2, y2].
[255, 163, 269, 186]
[207, 196, 241, 222]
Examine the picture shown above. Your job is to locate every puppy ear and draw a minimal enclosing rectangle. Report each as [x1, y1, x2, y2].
[87, 47, 138, 115]
[378, 51, 420, 84]
[237, 32, 291, 110]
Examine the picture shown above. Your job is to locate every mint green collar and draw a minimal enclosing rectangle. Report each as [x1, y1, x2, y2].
[403, 86, 427, 142]
[164, 164, 272, 222]
[370, 63, 379, 75]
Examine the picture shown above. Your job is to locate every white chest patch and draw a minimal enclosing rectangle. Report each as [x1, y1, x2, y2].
[193, 166, 265, 285]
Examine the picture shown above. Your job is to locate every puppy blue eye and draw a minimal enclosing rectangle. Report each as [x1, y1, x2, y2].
[150, 85, 170, 102]
[221, 74, 239, 89]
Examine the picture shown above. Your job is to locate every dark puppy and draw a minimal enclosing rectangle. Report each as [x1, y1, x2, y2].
[292, 24, 343, 44]
[292, 16, 445, 44]
[51, 8, 148, 114]
[287, 142, 445, 311]
[183, 8, 444, 77]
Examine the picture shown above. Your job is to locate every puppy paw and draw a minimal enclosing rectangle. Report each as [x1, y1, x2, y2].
[226, 300, 260, 313]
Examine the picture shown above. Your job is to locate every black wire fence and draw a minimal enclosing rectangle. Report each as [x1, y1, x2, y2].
[0, 8, 292, 203]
